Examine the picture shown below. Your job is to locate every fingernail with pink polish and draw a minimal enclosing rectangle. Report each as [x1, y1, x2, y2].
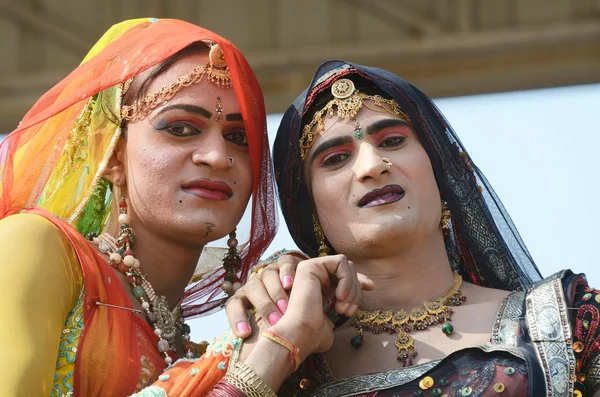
[341, 290, 350, 301]
[236, 321, 250, 335]
[277, 299, 288, 314]
[282, 275, 293, 289]
[267, 312, 282, 326]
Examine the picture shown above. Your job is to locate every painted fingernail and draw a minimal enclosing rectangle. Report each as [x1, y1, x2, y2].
[282, 275, 293, 289]
[267, 312, 282, 326]
[236, 321, 250, 335]
[277, 299, 288, 314]
[341, 290, 350, 301]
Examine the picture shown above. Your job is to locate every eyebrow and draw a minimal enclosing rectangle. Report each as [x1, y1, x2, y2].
[226, 113, 243, 122]
[309, 135, 353, 165]
[154, 104, 213, 119]
[366, 118, 410, 135]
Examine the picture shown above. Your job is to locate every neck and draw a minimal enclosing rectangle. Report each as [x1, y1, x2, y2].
[349, 231, 456, 312]
[127, 220, 204, 310]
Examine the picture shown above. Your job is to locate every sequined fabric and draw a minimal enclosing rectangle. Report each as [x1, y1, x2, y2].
[51, 289, 85, 397]
[280, 273, 600, 397]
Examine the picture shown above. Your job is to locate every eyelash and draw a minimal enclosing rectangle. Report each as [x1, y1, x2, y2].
[162, 122, 200, 137]
[161, 122, 249, 147]
[320, 135, 407, 168]
[322, 153, 350, 167]
[224, 130, 248, 147]
[379, 135, 407, 148]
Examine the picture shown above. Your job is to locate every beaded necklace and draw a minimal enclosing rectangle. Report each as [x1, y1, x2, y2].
[91, 197, 197, 368]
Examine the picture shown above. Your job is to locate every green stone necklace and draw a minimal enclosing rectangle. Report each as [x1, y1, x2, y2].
[350, 272, 466, 367]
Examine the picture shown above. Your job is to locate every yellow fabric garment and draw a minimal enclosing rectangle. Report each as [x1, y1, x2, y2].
[0, 214, 82, 396]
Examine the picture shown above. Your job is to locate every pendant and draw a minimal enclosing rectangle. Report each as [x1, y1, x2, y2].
[352, 118, 364, 140]
[350, 328, 364, 348]
[442, 322, 454, 336]
[151, 295, 178, 348]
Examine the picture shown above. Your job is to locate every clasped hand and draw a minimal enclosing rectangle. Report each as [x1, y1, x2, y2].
[225, 254, 375, 359]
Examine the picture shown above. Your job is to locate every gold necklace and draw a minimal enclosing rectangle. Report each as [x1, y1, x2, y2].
[350, 272, 466, 367]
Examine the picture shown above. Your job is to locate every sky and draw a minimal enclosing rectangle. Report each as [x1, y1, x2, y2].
[189, 83, 600, 342]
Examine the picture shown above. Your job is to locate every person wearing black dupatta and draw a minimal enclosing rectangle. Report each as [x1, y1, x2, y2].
[263, 61, 600, 397]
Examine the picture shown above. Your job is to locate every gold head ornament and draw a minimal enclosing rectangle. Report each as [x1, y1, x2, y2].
[299, 78, 411, 160]
[120, 43, 233, 123]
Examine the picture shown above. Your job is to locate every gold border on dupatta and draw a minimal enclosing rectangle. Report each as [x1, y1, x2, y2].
[492, 290, 525, 346]
[67, 84, 124, 225]
[525, 271, 575, 397]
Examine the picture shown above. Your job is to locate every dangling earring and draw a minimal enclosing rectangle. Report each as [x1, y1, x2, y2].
[221, 229, 242, 296]
[441, 200, 451, 235]
[313, 214, 330, 257]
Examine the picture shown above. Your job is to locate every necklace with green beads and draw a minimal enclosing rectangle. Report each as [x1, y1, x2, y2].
[350, 272, 466, 367]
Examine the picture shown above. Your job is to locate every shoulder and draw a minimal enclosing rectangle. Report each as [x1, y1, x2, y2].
[0, 213, 66, 243]
[462, 282, 511, 303]
[0, 212, 82, 290]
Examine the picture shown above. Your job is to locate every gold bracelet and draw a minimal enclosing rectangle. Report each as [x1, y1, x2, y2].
[250, 263, 269, 278]
[224, 361, 277, 397]
[260, 330, 301, 371]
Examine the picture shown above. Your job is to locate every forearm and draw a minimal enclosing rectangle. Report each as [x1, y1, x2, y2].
[242, 335, 296, 391]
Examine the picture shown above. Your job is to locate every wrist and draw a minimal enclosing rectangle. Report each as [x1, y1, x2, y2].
[268, 321, 313, 362]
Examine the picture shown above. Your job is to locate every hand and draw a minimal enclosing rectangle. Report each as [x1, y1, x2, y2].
[270, 254, 374, 357]
[227, 253, 374, 339]
[226, 252, 304, 337]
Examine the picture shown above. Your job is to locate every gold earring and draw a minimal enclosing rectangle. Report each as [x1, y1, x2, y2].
[313, 214, 330, 257]
[441, 201, 451, 235]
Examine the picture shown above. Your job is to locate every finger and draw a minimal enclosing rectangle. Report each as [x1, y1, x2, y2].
[260, 266, 290, 314]
[277, 256, 300, 290]
[300, 254, 356, 302]
[244, 278, 283, 326]
[331, 256, 356, 303]
[225, 289, 253, 338]
[358, 273, 375, 291]
[336, 269, 362, 316]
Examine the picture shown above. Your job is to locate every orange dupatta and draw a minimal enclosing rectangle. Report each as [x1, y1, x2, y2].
[0, 18, 276, 396]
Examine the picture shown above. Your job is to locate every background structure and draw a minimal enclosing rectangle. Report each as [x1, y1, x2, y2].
[0, 0, 599, 131]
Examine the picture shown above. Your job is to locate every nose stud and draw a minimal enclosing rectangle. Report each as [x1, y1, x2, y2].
[226, 156, 235, 170]
[382, 158, 392, 171]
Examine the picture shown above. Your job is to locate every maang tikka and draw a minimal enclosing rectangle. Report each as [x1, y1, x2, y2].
[215, 96, 223, 122]
[299, 78, 410, 160]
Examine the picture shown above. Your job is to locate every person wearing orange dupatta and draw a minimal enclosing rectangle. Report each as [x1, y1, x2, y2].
[0, 18, 282, 396]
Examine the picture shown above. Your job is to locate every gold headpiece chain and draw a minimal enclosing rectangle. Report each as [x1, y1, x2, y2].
[299, 78, 411, 160]
[121, 44, 232, 123]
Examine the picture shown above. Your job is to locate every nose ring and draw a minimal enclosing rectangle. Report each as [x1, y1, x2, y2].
[382, 158, 392, 171]
[226, 156, 235, 170]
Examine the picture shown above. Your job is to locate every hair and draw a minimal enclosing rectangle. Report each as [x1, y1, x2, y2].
[119, 41, 211, 134]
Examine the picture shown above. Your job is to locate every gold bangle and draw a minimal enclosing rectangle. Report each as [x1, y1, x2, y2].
[224, 361, 277, 397]
[260, 330, 301, 372]
[250, 263, 268, 278]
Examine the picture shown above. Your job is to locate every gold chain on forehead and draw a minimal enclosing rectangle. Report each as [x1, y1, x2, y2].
[120, 43, 233, 123]
[299, 78, 411, 160]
